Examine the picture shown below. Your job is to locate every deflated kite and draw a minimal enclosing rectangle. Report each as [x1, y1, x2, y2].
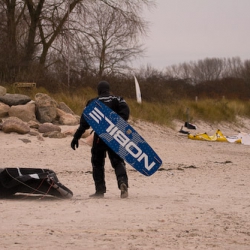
[0, 168, 73, 199]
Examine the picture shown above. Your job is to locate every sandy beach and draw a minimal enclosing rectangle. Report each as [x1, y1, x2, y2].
[0, 118, 250, 250]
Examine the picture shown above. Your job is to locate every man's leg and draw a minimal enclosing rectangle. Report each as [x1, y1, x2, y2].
[108, 149, 128, 198]
[90, 140, 106, 196]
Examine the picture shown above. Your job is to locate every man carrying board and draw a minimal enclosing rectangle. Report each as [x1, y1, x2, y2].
[71, 81, 130, 198]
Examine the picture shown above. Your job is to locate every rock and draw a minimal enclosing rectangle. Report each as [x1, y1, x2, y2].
[63, 129, 77, 136]
[28, 120, 40, 129]
[56, 108, 80, 125]
[58, 102, 75, 115]
[19, 138, 31, 143]
[2, 117, 30, 134]
[63, 128, 91, 137]
[29, 129, 40, 136]
[8, 101, 36, 122]
[38, 122, 61, 133]
[82, 133, 94, 147]
[0, 93, 31, 106]
[35, 93, 58, 123]
[43, 131, 67, 138]
[0, 86, 6, 96]
[37, 135, 44, 141]
[0, 102, 10, 118]
[82, 129, 92, 138]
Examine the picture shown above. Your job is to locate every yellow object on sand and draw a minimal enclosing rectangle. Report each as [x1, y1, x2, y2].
[188, 129, 241, 143]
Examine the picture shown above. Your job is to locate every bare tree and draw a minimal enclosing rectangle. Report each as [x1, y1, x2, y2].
[191, 58, 226, 83]
[165, 62, 193, 81]
[0, 0, 27, 80]
[167, 58, 227, 83]
[75, 0, 149, 77]
[241, 60, 250, 84]
[0, 0, 153, 82]
[138, 64, 163, 81]
[223, 57, 243, 78]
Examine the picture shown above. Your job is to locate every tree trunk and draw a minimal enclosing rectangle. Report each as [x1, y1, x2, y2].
[23, 0, 45, 68]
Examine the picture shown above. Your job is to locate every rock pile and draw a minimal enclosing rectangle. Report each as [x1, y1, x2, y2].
[0, 86, 81, 138]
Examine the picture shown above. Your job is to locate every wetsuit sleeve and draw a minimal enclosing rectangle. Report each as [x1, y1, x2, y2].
[117, 97, 130, 121]
[73, 101, 92, 140]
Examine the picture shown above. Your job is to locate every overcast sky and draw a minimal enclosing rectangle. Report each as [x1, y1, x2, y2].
[133, 0, 250, 70]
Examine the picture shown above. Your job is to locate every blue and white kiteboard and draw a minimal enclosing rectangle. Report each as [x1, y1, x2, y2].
[83, 99, 162, 176]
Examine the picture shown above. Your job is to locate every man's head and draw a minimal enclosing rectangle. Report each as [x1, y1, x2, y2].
[97, 81, 110, 95]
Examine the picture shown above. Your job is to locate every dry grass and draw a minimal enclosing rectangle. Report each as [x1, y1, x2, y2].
[127, 98, 250, 126]
[5, 85, 250, 127]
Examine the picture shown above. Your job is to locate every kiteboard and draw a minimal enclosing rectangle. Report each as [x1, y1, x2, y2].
[83, 99, 162, 176]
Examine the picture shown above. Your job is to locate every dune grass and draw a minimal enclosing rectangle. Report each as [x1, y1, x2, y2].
[127, 98, 250, 126]
[52, 87, 96, 115]
[6, 85, 250, 127]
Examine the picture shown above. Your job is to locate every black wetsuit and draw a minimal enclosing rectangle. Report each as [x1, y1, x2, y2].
[73, 93, 130, 194]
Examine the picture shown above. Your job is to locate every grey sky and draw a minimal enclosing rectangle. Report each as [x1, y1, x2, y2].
[133, 0, 250, 69]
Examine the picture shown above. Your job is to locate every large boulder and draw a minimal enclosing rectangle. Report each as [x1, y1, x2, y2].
[56, 108, 80, 125]
[2, 117, 30, 134]
[0, 93, 31, 106]
[35, 93, 58, 123]
[58, 102, 75, 115]
[8, 101, 36, 122]
[0, 86, 6, 96]
[0, 102, 10, 118]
